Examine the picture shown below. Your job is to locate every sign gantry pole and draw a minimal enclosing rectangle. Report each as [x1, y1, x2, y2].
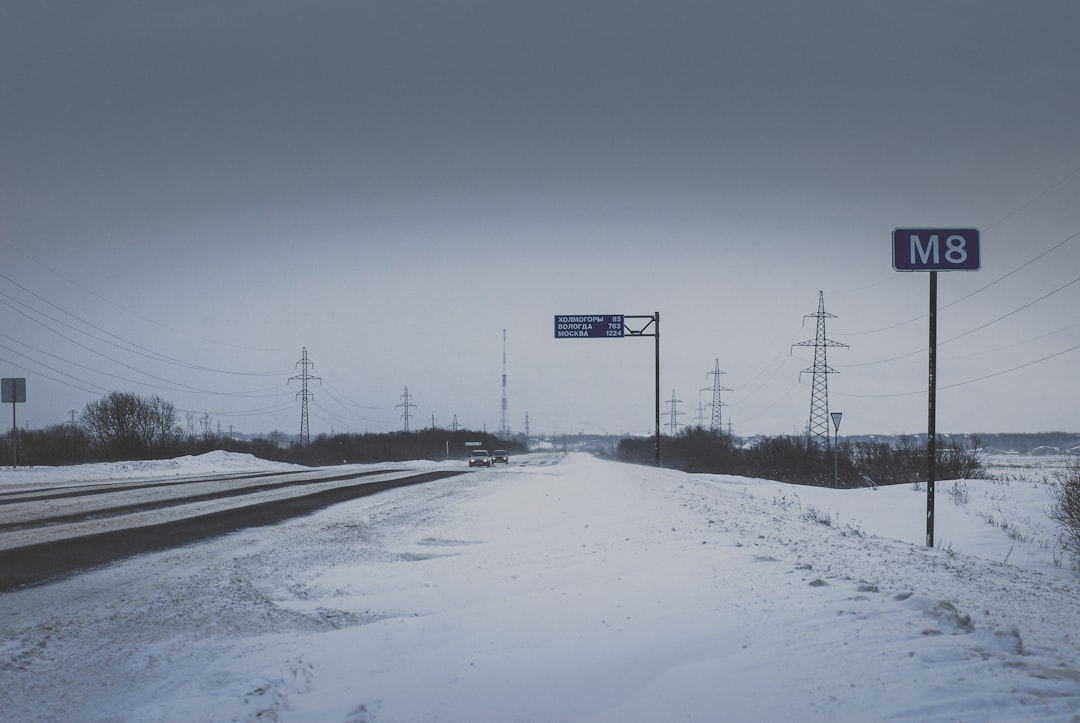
[621, 313, 660, 467]
[554, 312, 661, 467]
[892, 228, 980, 548]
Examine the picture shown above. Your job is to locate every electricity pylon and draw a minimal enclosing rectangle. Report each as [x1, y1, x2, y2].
[703, 359, 733, 433]
[662, 389, 684, 436]
[792, 291, 847, 450]
[289, 347, 321, 447]
[397, 386, 417, 432]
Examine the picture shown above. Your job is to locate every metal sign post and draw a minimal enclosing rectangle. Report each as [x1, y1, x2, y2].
[892, 229, 980, 547]
[830, 412, 842, 487]
[554, 312, 661, 466]
[2, 378, 27, 468]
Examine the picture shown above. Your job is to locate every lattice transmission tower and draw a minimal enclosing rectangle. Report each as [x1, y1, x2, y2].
[289, 347, 321, 447]
[703, 358, 733, 433]
[397, 386, 417, 432]
[662, 389, 684, 436]
[792, 291, 847, 450]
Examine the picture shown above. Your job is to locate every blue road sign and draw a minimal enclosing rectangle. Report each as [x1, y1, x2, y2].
[893, 228, 980, 271]
[554, 315, 624, 338]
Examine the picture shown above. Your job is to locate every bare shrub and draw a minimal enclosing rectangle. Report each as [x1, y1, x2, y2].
[802, 505, 833, 527]
[1049, 458, 1080, 571]
[947, 480, 970, 506]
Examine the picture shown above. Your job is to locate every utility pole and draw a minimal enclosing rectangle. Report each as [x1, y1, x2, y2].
[792, 292, 847, 450]
[450, 414, 461, 432]
[289, 347, 321, 447]
[397, 386, 417, 432]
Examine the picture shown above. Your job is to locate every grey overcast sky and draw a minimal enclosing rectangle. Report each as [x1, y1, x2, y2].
[2, 1, 1079, 440]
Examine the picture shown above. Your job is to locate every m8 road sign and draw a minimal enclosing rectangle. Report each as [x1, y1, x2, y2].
[893, 228, 980, 271]
[554, 315, 624, 338]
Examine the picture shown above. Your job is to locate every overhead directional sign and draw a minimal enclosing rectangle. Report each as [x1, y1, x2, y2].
[893, 228, 980, 271]
[554, 314, 624, 338]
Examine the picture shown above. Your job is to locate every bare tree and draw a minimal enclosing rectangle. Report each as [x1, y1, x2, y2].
[81, 392, 180, 460]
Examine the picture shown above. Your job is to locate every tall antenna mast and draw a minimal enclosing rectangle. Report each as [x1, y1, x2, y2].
[499, 329, 510, 439]
[792, 291, 847, 450]
[289, 347, 321, 446]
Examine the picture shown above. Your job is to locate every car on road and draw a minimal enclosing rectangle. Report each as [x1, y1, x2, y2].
[492, 450, 509, 464]
[468, 449, 492, 467]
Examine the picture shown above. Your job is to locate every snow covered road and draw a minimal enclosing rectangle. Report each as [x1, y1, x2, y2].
[1, 452, 1078, 721]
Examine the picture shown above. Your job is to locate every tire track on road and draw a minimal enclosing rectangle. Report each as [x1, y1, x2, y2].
[0, 469, 466, 592]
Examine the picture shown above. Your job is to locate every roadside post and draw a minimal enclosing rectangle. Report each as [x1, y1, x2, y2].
[831, 412, 842, 487]
[554, 313, 661, 466]
[892, 229, 980, 547]
[2, 378, 27, 468]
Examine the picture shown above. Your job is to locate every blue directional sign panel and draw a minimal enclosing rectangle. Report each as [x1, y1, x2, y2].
[554, 315, 624, 338]
[893, 228, 980, 271]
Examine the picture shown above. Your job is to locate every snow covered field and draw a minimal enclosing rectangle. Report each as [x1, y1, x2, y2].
[2, 451, 1079, 722]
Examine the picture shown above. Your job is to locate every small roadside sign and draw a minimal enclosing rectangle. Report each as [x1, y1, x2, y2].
[1, 378, 26, 404]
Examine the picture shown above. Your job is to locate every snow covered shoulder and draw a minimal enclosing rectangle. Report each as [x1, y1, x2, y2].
[1, 452, 1078, 721]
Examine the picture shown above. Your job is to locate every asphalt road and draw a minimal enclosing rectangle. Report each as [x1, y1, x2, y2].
[0, 468, 467, 592]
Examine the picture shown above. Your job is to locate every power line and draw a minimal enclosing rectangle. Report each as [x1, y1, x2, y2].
[839, 270, 1080, 369]
[0, 273, 291, 376]
[836, 341, 1080, 399]
[0, 239, 293, 354]
[839, 227, 1080, 339]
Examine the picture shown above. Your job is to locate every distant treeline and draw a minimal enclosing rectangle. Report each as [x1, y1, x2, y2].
[2, 391, 1070, 480]
[969, 432, 1080, 454]
[817, 432, 1080, 455]
[2, 391, 524, 468]
[618, 428, 984, 488]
